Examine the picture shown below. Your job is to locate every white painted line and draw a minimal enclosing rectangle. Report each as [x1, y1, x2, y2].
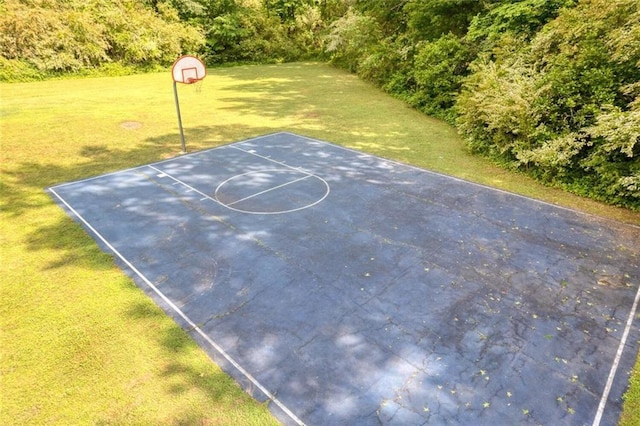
[49, 165, 147, 189]
[147, 165, 223, 207]
[50, 134, 279, 189]
[48, 187, 305, 426]
[592, 283, 640, 426]
[48, 132, 296, 191]
[282, 132, 640, 230]
[226, 174, 313, 206]
[148, 133, 277, 167]
[214, 169, 330, 215]
[231, 144, 311, 174]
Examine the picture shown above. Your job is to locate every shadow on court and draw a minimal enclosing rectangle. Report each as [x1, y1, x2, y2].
[49, 133, 640, 425]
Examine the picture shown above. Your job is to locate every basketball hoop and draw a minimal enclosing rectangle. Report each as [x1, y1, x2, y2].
[171, 55, 207, 153]
[172, 55, 206, 84]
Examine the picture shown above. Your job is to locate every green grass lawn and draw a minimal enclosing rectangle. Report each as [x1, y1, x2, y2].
[2, 62, 639, 424]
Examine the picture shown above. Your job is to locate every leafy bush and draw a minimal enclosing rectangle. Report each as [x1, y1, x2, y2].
[235, 10, 302, 63]
[0, 0, 205, 73]
[325, 9, 382, 73]
[408, 34, 473, 120]
[467, 0, 576, 46]
[0, 58, 45, 82]
[0, 1, 109, 71]
[457, 53, 543, 159]
[457, 0, 640, 209]
[404, 0, 485, 40]
[293, 4, 327, 58]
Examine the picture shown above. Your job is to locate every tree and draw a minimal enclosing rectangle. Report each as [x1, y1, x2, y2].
[0, 0, 205, 73]
[263, 0, 317, 23]
[409, 34, 473, 120]
[467, 0, 576, 46]
[326, 9, 382, 73]
[353, 0, 409, 35]
[457, 0, 640, 208]
[404, 0, 489, 41]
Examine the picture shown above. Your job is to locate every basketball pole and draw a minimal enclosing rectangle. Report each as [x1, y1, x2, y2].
[173, 81, 187, 153]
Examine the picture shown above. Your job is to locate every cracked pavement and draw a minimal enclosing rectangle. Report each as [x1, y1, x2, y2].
[50, 133, 640, 425]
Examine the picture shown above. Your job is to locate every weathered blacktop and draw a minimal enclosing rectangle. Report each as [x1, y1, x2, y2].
[50, 132, 640, 425]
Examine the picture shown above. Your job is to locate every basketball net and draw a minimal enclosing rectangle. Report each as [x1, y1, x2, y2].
[188, 77, 204, 94]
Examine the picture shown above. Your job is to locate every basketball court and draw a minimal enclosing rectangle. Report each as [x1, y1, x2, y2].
[49, 132, 640, 425]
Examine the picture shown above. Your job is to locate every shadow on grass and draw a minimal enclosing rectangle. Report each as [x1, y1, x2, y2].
[2, 122, 288, 421]
[24, 215, 117, 271]
[125, 300, 276, 424]
[3, 122, 287, 277]
[2, 63, 470, 422]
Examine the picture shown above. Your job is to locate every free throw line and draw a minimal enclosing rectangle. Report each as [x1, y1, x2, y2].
[150, 149, 329, 215]
[48, 132, 639, 424]
[225, 173, 314, 207]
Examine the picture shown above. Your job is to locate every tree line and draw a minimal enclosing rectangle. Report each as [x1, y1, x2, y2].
[2, 0, 638, 209]
[0, 0, 345, 76]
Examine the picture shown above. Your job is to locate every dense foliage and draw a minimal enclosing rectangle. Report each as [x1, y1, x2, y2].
[327, 0, 640, 209]
[458, 0, 640, 207]
[0, 0, 205, 75]
[2, 0, 639, 209]
[0, 0, 344, 76]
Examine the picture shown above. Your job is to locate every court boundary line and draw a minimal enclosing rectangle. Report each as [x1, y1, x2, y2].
[48, 131, 640, 424]
[47, 186, 306, 426]
[48, 134, 276, 191]
[50, 164, 149, 189]
[284, 132, 640, 231]
[592, 283, 640, 426]
[281, 132, 639, 424]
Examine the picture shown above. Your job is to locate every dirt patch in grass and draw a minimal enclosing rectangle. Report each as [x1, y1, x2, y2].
[120, 120, 143, 130]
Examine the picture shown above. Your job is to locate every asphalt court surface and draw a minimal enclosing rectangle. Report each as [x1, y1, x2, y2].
[50, 132, 640, 425]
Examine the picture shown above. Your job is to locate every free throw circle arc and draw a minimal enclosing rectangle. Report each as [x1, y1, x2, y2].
[214, 169, 330, 215]
[172, 55, 206, 84]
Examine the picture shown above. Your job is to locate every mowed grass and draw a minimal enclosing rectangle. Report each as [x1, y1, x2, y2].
[2, 62, 639, 424]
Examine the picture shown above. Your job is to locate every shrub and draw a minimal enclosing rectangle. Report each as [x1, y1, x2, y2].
[458, 0, 640, 209]
[0, 58, 44, 82]
[457, 54, 542, 159]
[325, 9, 382, 73]
[409, 34, 473, 120]
[0, 0, 205, 73]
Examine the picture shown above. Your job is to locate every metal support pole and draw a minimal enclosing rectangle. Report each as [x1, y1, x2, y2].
[173, 81, 187, 153]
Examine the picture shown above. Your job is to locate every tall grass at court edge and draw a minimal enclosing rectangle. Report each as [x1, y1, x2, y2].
[1, 62, 639, 424]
